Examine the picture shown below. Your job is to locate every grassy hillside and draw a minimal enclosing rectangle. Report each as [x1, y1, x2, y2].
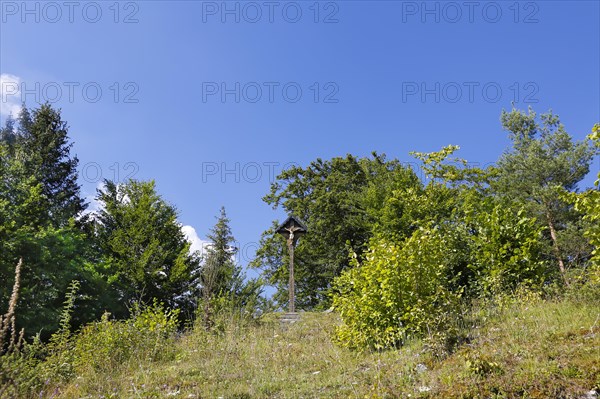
[48, 295, 599, 399]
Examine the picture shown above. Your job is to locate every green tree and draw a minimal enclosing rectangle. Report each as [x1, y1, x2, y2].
[14, 104, 85, 227]
[200, 207, 263, 327]
[252, 153, 421, 309]
[201, 207, 238, 300]
[568, 124, 600, 281]
[94, 179, 200, 318]
[0, 115, 101, 338]
[492, 108, 596, 281]
[0, 116, 17, 153]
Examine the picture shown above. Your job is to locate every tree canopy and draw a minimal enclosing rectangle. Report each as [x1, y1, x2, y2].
[94, 179, 201, 318]
[1, 103, 598, 352]
[251, 153, 422, 309]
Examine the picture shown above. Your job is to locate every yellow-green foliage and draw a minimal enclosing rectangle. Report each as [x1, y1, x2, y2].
[566, 123, 600, 289]
[332, 226, 463, 350]
[3, 301, 180, 398]
[466, 201, 547, 295]
[72, 301, 179, 376]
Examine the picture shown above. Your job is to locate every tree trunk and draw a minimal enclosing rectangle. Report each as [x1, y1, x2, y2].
[545, 209, 567, 284]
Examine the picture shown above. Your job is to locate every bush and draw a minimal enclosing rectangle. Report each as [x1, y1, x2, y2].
[562, 265, 600, 304]
[466, 202, 548, 296]
[0, 339, 45, 398]
[72, 301, 179, 375]
[4, 299, 181, 398]
[332, 226, 464, 350]
[0, 260, 183, 398]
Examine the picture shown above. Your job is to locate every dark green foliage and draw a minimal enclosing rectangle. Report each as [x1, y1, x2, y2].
[200, 207, 263, 327]
[2, 225, 107, 338]
[94, 179, 201, 317]
[1, 104, 210, 336]
[0, 116, 17, 152]
[14, 104, 85, 227]
[201, 207, 239, 299]
[0, 105, 100, 338]
[252, 153, 422, 309]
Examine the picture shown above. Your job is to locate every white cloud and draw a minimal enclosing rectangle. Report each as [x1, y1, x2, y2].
[84, 181, 107, 213]
[78, 181, 106, 221]
[0, 74, 22, 118]
[182, 225, 210, 256]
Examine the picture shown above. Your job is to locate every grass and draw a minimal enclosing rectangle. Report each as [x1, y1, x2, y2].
[47, 295, 599, 399]
[430, 298, 600, 398]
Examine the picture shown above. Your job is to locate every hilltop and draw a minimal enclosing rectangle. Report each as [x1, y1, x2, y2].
[45, 295, 599, 399]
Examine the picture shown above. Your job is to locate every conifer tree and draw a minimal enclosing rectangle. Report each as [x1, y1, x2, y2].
[200, 207, 262, 327]
[15, 104, 84, 227]
[95, 179, 200, 317]
[493, 108, 596, 281]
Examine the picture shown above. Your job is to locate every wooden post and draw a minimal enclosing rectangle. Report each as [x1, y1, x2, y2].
[288, 240, 295, 313]
[276, 215, 306, 316]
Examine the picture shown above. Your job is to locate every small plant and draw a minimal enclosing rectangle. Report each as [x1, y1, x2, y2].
[0, 258, 25, 355]
[462, 350, 503, 377]
[39, 280, 81, 384]
[0, 258, 32, 399]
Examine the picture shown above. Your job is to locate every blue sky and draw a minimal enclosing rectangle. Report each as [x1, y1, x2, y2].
[1, 0, 599, 281]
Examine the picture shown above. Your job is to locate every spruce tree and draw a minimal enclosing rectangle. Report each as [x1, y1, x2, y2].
[201, 207, 238, 299]
[16, 104, 85, 227]
[200, 207, 263, 326]
[0, 116, 17, 152]
[95, 179, 201, 317]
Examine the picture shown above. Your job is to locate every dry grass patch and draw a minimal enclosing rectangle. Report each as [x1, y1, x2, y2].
[24, 297, 600, 399]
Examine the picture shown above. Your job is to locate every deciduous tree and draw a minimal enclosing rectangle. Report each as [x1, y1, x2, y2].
[252, 153, 421, 309]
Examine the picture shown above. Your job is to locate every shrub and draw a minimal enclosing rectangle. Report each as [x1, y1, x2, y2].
[466, 202, 547, 296]
[0, 259, 43, 398]
[332, 226, 464, 350]
[72, 301, 179, 375]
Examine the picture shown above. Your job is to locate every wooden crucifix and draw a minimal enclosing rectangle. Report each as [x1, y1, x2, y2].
[276, 215, 307, 313]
